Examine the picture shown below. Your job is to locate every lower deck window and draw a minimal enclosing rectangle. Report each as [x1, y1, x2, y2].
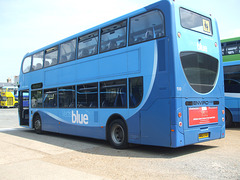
[100, 79, 127, 108]
[31, 90, 42, 108]
[129, 77, 143, 108]
[59, 86, 75, 108]
[77, 83, 98, 108]
[29, 77, 143, 109]
[44, 89, 57, 108]
[224, 65, 240, 93]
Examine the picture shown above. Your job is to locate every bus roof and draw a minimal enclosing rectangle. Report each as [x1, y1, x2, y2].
[23, 3, 149, 58]
[22, 0, 214, 59]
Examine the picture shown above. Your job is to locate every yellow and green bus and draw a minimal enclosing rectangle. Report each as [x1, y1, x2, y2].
[0, 86, 18, 108]
[221, 36, 240, 62]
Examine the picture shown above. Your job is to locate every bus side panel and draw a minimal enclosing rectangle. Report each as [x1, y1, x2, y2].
[44, 49, 139, 88]
[127, 112, 141, 144]
[138, 36, 170, 146]
[141, 98, 171, 147]
[38, 111, 59, 133]
[225, 97, 239, 123]
[59, 123, 105, 140]
[38, 110, 105, 139]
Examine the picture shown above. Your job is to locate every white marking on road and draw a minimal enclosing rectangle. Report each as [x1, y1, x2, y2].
[0, 128, 21, 132]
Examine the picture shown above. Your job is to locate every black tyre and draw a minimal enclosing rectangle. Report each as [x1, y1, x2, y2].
[225, 109, 233, 128]
[108, 119, 128, 149]
[34, 114, 42, 134]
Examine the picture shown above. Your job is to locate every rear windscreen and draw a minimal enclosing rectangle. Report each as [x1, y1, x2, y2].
[180, 8, 212, 36]
[181, 52, 218, 93]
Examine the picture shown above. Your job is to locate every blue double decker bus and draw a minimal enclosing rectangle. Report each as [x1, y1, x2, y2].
[18, 0, 225, 149]
[222, 37, 240, 127]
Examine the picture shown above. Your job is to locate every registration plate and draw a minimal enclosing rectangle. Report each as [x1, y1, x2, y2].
[199, 132, 209, 139]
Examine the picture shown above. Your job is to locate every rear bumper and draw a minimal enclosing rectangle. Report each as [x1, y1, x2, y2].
[170, 124, 225, 148]
[184, 125, 225, 146]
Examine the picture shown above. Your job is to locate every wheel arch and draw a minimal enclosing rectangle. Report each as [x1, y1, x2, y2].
[106, 113, 128, 141]
[32, 111, 41, 129]
[225, 107, 233, 128]
[225, 107, 232, 118]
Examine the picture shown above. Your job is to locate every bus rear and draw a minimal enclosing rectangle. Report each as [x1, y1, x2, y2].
[172, 4, 225, 146]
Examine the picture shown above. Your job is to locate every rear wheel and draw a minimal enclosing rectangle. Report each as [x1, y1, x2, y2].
[108, 119, 128, 149]
[225, 109, 233, 128]
[34, 114, 42, 134]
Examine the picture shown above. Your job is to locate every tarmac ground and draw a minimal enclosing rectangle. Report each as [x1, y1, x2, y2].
[0, 108, 239, 179]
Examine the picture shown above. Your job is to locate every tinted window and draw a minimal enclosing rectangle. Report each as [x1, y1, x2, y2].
[239, 42, 240, 54]
[31, 90, 42, 108]
[181, 52, 218, 93]
[224, 80, 240, 93]
[44, 89, 57, 108]
[224, 65, 240, 93]
[129, 77, 143, 108]
[226, 41, 239, 55]
[31, 83, 43, 89]
[78, 31, 98, 59]
[100, 21, 127, 53]
[59, 86, 75, 108]
[32, 51, 44, 71]
[59, 39, 76, 63]
[221, 45, 225, 56]
[23, 92, 29, 108]
[45, 47, 58, 67]
[100, 79, 127, 108]
[180, 8, 212, 36]
[129, 10, 165, 45]
[77, 83, 98, 108]
[22, 56, 32, 73]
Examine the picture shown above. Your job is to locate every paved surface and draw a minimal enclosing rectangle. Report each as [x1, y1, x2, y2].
[0, 108, 240, 179]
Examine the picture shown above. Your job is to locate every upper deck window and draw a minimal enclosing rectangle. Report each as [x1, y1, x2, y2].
[129, 10, 165, 45]
[222, 41, 240, 56]
[180, 8, 212, 36]
[44, 46, 58, 67]
[32, 51, 44, 71]
[221, 45, 225, 56]
[59, 39, 76, 63]
[22, 56, 32, 73]
[78, 31, 98, 59]
[100, 20, 127, 53]
[226, 41, 240, 55]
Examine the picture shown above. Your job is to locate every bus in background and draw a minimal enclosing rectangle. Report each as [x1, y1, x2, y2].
[1, 86, 18, 108]
[18, 0, 225, 149]
[222, 37, 240, 62]
[222, 37, 240, 127]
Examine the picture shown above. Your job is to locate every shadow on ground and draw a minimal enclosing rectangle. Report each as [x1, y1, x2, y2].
[1, 128, 218, 159]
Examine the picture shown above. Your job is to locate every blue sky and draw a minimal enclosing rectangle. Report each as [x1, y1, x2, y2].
[0, 0, 239, 82]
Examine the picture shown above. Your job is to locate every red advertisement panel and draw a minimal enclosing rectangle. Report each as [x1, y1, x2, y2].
[189, 107, 218, 126]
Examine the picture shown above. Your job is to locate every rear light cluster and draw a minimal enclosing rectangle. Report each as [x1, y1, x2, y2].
[222, 109, 225, 122]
